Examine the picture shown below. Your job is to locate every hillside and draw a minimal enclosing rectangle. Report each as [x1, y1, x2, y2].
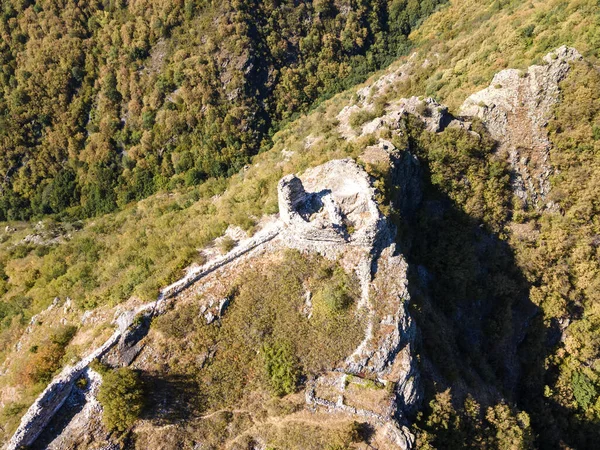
[0, 0, 444, 220]
[0, 1, 599, 449]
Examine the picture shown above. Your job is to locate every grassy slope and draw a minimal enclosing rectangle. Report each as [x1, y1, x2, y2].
[406, 0, 600, 108]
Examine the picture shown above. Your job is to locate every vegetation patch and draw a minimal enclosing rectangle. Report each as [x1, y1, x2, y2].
[17, 325, 77, 386]
[0, 0, 446, 221]
[97, 367, 145, 433]
[151, 250, 364, 432]
[262, 341, 301, 397]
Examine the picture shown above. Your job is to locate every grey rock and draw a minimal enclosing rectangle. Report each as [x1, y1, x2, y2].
[218, 297, 230, 316]
[461, 46, 582, 208]
[204, 311, 215, 324]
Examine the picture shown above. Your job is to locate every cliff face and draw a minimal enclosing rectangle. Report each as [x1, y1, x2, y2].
[461, 46, 582, 209]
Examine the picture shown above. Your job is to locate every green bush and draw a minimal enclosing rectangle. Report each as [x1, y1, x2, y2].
[218, 235, 236, 253]
[262, 342, 300, 397]
[349, 109, 379, 129]
[97, 367, 145, 432]
[313, 268, 354, 315]
[50, 325, 77, 347]
[572, 372, 598, 410]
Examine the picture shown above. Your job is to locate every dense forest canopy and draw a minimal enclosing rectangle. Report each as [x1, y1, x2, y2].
[0, 0, 443, 220]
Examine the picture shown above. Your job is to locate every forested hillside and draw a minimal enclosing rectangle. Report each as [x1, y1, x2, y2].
[0, 0, 442, 220]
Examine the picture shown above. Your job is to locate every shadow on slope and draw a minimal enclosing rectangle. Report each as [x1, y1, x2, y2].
[401, 161, 599, 448]
[30, 380, 88, 450]
[140, 372, 204, 424]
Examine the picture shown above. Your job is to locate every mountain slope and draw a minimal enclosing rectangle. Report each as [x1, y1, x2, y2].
[0, 0, 445, 220]
[0, 1, 599, 449]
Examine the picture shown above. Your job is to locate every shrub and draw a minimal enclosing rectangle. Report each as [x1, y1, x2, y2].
[520, 24, 535, 38]
[50, 325, 77, 347]
[2, 402, 27, 418]
[572, 372, 597, 410]
[415, 101, 431, 117]
[97, 367, 145, 432]
[262, 342, 300, 397]
[316, 284, 352, 313]
[18, 325, 78, 385]
[218, 235, 236, 253]
[349, 109, 378, 129]
[313, 269, 354, 315]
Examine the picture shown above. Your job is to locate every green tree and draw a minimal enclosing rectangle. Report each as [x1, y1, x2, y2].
[572, 372, 598, 411]
[97, 367, 145, 432]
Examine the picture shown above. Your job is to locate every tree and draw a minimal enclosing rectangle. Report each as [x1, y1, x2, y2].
[485, 403, 534, 450]
[97, 367, 145, 432]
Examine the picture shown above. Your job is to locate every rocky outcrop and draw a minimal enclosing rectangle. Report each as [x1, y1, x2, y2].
[338, 46, 582, 210]
[32, 368, 107, 450]
[461, 46, 582, 209]
[277, 158, 422, 448]
[278, 158, 384, 255]
[7, 299, 160, 450]
[361, 139, 423, 219]
[338, 95, 461, 140]
[277, 175, 308, 223]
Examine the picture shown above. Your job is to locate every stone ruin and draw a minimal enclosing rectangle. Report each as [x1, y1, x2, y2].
[277, 158, 385, 256]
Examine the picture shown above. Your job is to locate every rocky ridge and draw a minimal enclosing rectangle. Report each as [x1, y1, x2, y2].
[277, 156, 421, 448]
[336, 45, 581, 212]
[461, 45, 582, 209]
[7, 151, 422, 450]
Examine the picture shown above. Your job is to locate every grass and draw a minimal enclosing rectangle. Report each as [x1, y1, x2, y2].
[152, 250, 364, 411]
[136, 250, 366, 445]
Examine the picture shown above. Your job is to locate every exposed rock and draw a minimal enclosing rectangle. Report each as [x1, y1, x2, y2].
[5, 304, 156, 450]
[32, 368, 108, 450]
[6, 332, 119, 450]
[355, 53, 416, 103]
[361, 139, 423, 219]
[461, 46, 582, 209]
[280, 147, 294, 161]
[386, 96, 451, 133]
[278, 158, 422, 448]
[277, 175, 309, 224]
[218, 297, 230, 316]
[278, 159, 385, 255]
[302, 291, 313, 319]
[102, 314, 152, 368]
[80, 310, 93, 324]
[63, 297, 72, 314]
[204, 311, 215, 324]
[337, 95, 455, 140]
